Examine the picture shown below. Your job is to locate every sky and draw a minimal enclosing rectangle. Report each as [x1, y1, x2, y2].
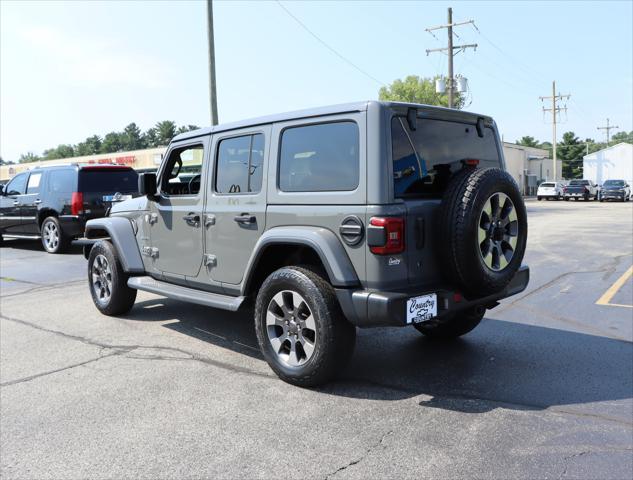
[1, 0, 632, 161]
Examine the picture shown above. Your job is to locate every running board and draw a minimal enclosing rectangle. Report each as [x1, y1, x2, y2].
[127, 276, 245, 312]
[3, 234, 41, 240]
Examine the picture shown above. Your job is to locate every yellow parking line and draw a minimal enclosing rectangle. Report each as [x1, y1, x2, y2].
[596, 265, 633, 308]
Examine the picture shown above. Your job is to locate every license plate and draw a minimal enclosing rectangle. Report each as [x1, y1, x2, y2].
[406, 293, 437, 324]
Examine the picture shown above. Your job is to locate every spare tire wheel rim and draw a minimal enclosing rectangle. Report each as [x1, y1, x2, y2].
[478, 192, 519, 271]
[266, 290, 317, 367]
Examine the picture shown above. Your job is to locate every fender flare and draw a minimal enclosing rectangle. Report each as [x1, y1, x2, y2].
[85, 217, 145, 274]
[242, 226, 360, 294]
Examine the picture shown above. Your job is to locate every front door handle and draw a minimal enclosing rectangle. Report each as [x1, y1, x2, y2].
[34, 199, 42, 204]
[233, 213, 256, 224]
[13, 200, 19, 205]
[183, 213, 200, 227]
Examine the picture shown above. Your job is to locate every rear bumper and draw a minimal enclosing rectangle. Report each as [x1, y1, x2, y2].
[58, 215, 86, 238]
[336, 265, 530, 328]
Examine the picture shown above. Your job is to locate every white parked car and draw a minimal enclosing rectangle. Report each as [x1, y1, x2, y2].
[537, 181, 564, 200]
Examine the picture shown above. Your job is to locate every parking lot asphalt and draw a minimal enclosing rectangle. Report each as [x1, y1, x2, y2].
[1, 199, 632, 480]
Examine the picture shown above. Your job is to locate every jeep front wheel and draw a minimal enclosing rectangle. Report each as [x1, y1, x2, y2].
[254, 266, 356, 387]
[88, 240, 137, 316]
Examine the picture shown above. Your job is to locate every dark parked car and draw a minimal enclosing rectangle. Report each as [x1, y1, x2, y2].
[563, 179, 598, 201]
[599, 179, 631, 202]
[0, 164, 138, 253]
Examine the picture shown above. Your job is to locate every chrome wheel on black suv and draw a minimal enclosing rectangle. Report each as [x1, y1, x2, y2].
[254, 266, 356, 387]
[41, 216, 69, 254]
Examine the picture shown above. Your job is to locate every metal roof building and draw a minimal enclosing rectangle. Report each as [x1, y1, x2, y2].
[583, 143, 633, 185]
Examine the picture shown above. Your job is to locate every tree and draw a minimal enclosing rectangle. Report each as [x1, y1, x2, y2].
[379, 75, 464, 109]
[100, 132, 125, 153]
[76, 135, 102, 156]
[558, 131, 585, 179]
[43, 144, 74, 160]
[516, 136, 540, 147]
[176, 124, 201, 134]
[611, 131, 633, 145]
[19, 152, 40, 163]
[155, 120, 177, 146]
[122, 123, 145, 150]
[143, 128, 159, 148]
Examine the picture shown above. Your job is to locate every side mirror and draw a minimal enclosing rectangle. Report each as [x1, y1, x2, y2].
[138, 173, 158, 199]
[0, 185, 5, 196]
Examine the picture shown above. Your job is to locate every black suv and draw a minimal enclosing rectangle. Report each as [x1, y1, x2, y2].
[0, 165, 138, 253]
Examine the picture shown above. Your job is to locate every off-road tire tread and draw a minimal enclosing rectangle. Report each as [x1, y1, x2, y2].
[438, 167, 527, 296]
[88, 240, 137, 316]
[254, 266, 355, 387]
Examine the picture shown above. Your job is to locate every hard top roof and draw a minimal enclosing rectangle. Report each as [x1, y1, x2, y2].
[172, 100, 492, 142]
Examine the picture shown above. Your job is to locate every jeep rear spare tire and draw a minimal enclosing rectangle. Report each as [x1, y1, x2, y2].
[438, 167, 527, 297]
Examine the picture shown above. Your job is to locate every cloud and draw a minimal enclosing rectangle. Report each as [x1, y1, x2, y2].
[19, 25, 172, 89]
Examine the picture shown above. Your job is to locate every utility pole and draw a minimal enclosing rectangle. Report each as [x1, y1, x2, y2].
[425, 7, 477, 109]
[597, 118, 619, 147]
[207, 0, 219, 125]
[539, 81, 570, 181]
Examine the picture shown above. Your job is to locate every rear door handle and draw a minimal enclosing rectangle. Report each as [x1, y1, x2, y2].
[233, 213, 256, 224]
[34, 199, 42, 204]
[183, 213, 200, 227]
[13, 200, 19, 205]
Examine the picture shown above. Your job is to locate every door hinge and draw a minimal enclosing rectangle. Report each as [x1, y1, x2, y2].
[204, 214, 216, 227]
[145, 213, 158, 225]
[203, 254, 217, 267]
[141, 246, 159, 258]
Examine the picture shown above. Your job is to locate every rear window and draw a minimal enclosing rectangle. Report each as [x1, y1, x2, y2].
[540, 183, 555, 187]
[569, 180, 589, 186]
[79, 169, 138, 193]
[391, 116, 500, 198]
[279, 122, 359, 192]
[48, 169, 76, 193]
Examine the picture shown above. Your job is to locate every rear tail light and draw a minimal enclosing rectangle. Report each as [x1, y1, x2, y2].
[368, 217, 405, 255]
[71, 192, 84, 215]
[462, 158, 480, 167]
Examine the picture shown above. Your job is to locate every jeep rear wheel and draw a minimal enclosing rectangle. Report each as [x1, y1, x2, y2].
[438, 168, 528, 297]
[414, 306, 485, 339]
[88, 240, 137, 316]
[254, 266, 356, 387]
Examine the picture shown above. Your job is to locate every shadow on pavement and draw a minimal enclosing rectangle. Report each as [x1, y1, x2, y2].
[0, 238, 83, 254]
[121, 298, 632, 413]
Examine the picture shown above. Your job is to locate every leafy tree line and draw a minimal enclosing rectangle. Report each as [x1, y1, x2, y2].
[18, 121, 200, 163]
[516, 131, 633, 179]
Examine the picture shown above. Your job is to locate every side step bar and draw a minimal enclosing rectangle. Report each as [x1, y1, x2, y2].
[127, 276, 245, 312]
[3, 234, 41, 240]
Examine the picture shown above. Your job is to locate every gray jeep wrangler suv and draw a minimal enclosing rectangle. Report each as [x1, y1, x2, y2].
[84, 101, 529, 386]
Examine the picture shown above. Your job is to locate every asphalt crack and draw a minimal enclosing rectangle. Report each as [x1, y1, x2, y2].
[559, 447, 633, 479]
[324, 430, 394, 479]
[0, 314, 271, 385]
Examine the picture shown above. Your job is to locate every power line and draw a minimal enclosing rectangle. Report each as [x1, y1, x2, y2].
[597, 118, 620, 147]
[540, 81, 571, 181]
[275, 1, 385, 87]
[425, 7, 478, 108]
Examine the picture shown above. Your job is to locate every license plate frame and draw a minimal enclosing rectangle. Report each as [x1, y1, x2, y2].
[406, 293, 438, 324]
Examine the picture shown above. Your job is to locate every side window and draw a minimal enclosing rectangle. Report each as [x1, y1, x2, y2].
[279, 122, 359, 192]
[215, 133, 265, 194]
[5, 173, 28, 195]
[26, 173, 42, 194]
[48, 170, 76, 193]
[161, 145, 204, 196]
